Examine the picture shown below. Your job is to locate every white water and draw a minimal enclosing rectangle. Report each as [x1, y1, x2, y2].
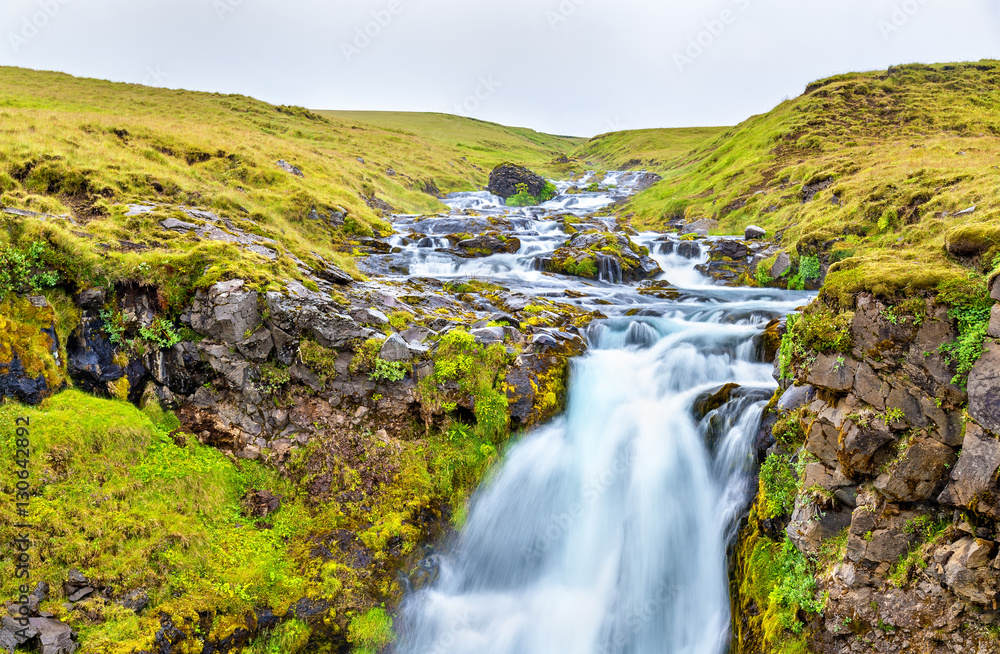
[370, 172, 811, 654]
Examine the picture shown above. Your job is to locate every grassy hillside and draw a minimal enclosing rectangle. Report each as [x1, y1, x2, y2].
[570, 126, 727, 172]
[622, 60, 1000, 304]
[0, 67, 582, 314]
[324, 110, 586, 178]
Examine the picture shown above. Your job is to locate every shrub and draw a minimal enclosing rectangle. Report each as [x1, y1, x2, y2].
[138, 317, 182, 349]
[0, 241, 59, 299]
[505, 181, 558, 207]
[370, 358, 406, 383]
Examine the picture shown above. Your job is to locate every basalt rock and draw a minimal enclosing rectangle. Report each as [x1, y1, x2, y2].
[968, 341, 1000, 435]
[188, 280, 260, 345]
[938, 422, 1000, 519]
[455, 233, 521, 257]
[487, 163, 547, 199]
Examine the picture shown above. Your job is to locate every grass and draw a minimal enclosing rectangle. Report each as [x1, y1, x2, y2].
[570, 126, 728, 172]
[620, 60, 1000, 306]
[0, 67, 583, 313]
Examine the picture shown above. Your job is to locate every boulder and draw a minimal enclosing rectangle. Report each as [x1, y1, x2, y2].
[380, 333, 413, 362]
[989, 305, 1000, 338]
[787, 499, 853, 554]
[28, 618, 78, 654]
[352, 308, 389, 326]
[710, 239, 749, 260]
[968, 341, 1000, 434]
[455, 234, 521, 257]
[846, 506, 921, 565]
[933, 537, 1000, 605]
[770, 252, 792, 279]
[679, 218, 717, 237]
[839, 420, 895, 475]
[745, 225, 767, 240]
[117, 589, 150, 614]
[874, 435, 956, 502]
[777, 384, 816, 411]
[992, 276, 1000, 302]
[805, 353, 858, 394]
[692, 383, 740, 420]
[938, 422, 1000, 519]
[189, 280, 260, 344]
[634, 172, 662, 191]
[237, 327, 275, 363]
[487, 163, 548, 199]
[311, 314, 373, 350]
[276, 159, 303, 177]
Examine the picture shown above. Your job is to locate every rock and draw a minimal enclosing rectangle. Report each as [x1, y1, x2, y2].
[27, 618, 78, 654]
[315, 264, 353, 285]
[679, 218, 717, 236]
[74, 288, 106, 310]
[311, 314, 373, 350]
[711, 239, 749, 260]
[634, 172, 662, 191]
[839, 420, 896, 475]
[237, 327, 274, 363]
[692, 383, 740, 420]
[276, 159, 303, 177]
[968, 341, 1000, 434]
[745, 225, 766, 240]
[400, 326, 435, 343]
[874, 435, 956, 502]
[777, 385, 816, 411]
[470, 327, 506, 345]
[787, 500, 853, 554]
[938, 422, 1000, 519]
[380, 333, 413, 362]
[270, 326, 299, 366]
[62, 570, 90, 598]
[66, 587, 93, 603]
[0, 351, 54, 405]
[352, 308, 389, 326]
[242, 489, 282, 518]
[487, 163, 548, 199]
[992, 277, 1000, 302]
[989, 305, 1000, 338]
[189, 280, 260, 344]
[0, 616, 37, 651]
[455, 234, 521, 257]
[28, 581, 49, 613]
[805, 353, 857, 393]
[846, 507, 921, 565]
[936, 537, 1000, 605]
[161, 217, 198, 232]
[116, 589, 150, 614]
[770, 252, 792, 279]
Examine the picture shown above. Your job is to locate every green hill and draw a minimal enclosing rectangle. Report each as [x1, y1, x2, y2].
[621, 60, 1000, 304]
[570, 126, 728, 172]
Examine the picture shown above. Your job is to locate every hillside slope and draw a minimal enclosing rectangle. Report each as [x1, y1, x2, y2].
[570, 126, 727, 172]
[624, 60, 1000, 303]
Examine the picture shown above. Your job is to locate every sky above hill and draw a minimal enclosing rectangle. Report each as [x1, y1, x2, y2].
[2, 0, 998, 136]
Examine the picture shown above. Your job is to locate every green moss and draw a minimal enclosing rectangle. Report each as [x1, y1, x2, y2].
[0, 295, 65, 391]
[348, 608, 394, 654]
[759, 454, 800, 520]
[300, 339, 339, 387]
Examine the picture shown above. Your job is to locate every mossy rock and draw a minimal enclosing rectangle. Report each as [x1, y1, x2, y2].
[0, 295, 65, 404]
[945, 223, 1000, 259]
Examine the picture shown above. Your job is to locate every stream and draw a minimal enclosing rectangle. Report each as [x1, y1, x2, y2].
[369, 173, 812, 653]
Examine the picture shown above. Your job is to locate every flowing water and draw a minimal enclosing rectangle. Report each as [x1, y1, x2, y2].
[366, 173, 811, 654]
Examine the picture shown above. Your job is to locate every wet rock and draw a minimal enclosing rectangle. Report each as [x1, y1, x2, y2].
[149, 342, 207, 396]
[874, 435, 956, 502]
[938, 422, 1000, 519]
[968, 341, 1000, 434]
[711, 240, 749, 260]
[777, 384, 815, 411]
[745, 225, 766, 240]
[276, 159, 303, 177]
[692, 383, 740, 420]
[455, 233, 521, 257]
[189, 280, 260, 344]
[487, 163, 548, 199]
[67, 310, 123, 394]
[0, 351, 54, 405]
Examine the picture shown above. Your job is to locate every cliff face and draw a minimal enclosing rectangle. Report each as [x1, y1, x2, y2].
[733, 278, 1000, 654]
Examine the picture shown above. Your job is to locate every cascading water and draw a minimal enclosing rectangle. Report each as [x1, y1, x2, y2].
[363, 172, 812, 653]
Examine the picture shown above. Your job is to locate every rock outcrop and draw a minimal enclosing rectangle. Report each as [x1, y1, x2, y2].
[487, 163, 548, 199]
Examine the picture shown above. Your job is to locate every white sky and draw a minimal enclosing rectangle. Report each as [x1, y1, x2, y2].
[1, 0, 998, 137]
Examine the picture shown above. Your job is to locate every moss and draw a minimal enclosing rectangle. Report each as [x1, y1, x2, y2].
[0, 294, 65, 391]
[347, 608, 394, 654]
[300, 339, 340, 387]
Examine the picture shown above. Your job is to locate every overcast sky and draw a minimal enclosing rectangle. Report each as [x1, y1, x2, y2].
[2, 0, 998, 137]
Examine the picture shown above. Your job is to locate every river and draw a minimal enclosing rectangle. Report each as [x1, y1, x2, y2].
[367, 172, 811, 654]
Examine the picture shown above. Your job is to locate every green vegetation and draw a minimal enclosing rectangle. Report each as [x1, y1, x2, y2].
[621, 61, 1000, 308]
[0, 241, 60, 299]
[347, 607, 394, 654]
[937, 274, 994, 386]
[505, 181, 558, 207]
[423, 329, 513, 440]
[571, 127, 727, 172]
[759, 454, 800, 520]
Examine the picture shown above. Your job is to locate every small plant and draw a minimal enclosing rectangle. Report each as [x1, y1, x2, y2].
[348, 608, 394, 654]
[138, 317, 183, 349]
[759, 453, 800, 520]
[505, 181, 558, 207]
[0, 241, 60, 299]
[99, 308, 129, 347]
[256, 363, 291, 395]
[370, 358, 407, 383]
